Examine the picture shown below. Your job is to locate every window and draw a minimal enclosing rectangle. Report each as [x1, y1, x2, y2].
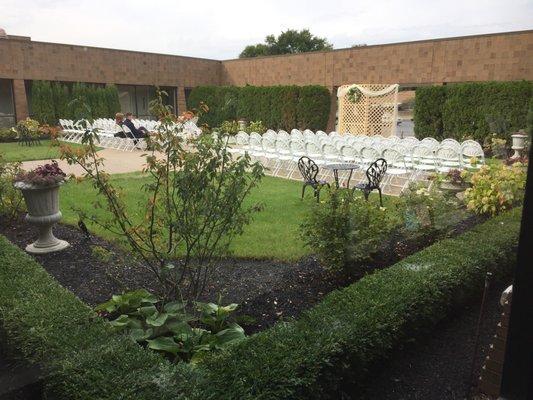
[0, 79, 15, 128]
[117, 85, 176, 119]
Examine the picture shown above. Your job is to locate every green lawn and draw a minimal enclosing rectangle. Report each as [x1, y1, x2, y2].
[0, 140, 87, 162]
[59, 173, 397, 261]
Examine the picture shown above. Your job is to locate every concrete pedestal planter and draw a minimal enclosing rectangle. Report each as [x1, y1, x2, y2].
[511, 132, 528, 159]
[14, 181, 69, 254]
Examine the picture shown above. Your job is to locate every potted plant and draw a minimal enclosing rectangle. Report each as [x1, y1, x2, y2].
[511, 129, 528, 159]
[14, 161, 70, 253]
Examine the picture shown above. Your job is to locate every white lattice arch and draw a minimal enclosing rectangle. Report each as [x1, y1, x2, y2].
[337, 84, 399, 137]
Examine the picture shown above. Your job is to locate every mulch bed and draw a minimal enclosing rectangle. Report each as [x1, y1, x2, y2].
[0, 213, 484, 334]
[1, 213, 504, 400]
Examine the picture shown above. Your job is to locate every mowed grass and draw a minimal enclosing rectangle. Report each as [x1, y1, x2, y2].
[60, 174, 310, 261]
[60, 172, 399, 261]
[0, 140, 87, 162]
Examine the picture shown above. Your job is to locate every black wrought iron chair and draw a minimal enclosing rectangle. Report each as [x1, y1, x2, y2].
[353, 158, 388, 206]
[298, 156, 329, 203]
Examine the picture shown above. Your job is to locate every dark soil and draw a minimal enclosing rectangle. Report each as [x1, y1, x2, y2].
[349, 281, 508, 400]
[0, 213, 485, 334]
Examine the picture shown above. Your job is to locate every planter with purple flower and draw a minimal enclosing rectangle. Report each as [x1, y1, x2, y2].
[14, 162, 70, 254]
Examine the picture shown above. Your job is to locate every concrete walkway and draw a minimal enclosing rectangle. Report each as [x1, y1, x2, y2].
[21, 148, 148, 176]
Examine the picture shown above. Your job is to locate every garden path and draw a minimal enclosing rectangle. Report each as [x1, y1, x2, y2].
[20, 148, 149, 176]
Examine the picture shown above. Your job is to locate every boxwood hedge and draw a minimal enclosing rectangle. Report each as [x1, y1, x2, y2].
[200, 207, 522, 399]
[0, 207, 522, 399]
[187, 85, 331, 131]
[413, 81, 532, 142]
[0, 236, 200, 400]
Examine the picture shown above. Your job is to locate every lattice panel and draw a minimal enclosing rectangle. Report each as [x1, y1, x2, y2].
[337, 84, 399, 137]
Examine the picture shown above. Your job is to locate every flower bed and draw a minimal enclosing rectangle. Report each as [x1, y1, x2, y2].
[0, 207, 521, 399]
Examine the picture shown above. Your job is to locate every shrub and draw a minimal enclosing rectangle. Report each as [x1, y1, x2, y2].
[217, 120, 240, 135]
[296, 85, 331, 131]
[464, 163, 526, 216]
[30, 80, 122, 123]
[51, 82, 70, 122]
[30, 80, 56, 125]
[104, 84, 121, 116]
[60, 90, 264, 302]
[216, 120, 266, 135]
[13, 117, 41, 138]
[0, 156, 25, 219]
[397, 182, 462, 232]
[0, 208, 522, 399]
[300, 189, 400, 270]
[246, 120, 266, 134]
[0, 127, 18, 141]
[0, 235, 199, 400]
[414, 81, 533, 142]
[201, 208, 522, 399]
[413, 85, 446, 138]
[188, 85, 331, 131]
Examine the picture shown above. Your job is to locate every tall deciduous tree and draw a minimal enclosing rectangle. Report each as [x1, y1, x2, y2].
[239, 29, 333, 58]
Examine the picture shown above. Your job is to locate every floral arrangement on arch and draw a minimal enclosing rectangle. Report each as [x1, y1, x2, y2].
[15, 161, 67, 187]
[347, 86, 363, 103]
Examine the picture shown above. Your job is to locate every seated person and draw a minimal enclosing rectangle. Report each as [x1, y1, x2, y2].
[122, 112, 149, 138]
[114, 113, 126, 137]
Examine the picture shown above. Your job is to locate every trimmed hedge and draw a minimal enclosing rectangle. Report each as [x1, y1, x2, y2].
[30, 81, 121, 125]
[200, 208, 522, 399]
[414, 81, 532, 142]
[0, 235, 199, 400]
[0, 208, 522, 399]
[187, 85, 331, 131]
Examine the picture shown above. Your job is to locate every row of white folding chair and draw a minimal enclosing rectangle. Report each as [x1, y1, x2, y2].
[230, 131, 483, 169]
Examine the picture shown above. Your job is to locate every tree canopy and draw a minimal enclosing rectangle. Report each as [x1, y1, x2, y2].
[239, 29, 333, 58]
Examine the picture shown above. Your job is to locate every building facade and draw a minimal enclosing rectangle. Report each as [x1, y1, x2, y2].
[0, 30, 532, 127]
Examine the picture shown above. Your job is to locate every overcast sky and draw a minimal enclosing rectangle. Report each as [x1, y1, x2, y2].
[1, 0, 532, 59]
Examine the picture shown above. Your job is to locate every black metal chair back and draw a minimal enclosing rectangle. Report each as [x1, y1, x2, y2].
[366, 158, 387, 189]
[298, 156, 319, 184]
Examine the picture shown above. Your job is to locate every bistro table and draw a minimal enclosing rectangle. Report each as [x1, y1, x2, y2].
[323, 163, 360, 189]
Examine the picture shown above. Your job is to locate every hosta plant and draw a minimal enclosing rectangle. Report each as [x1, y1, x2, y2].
[464, 163, 526, 216]
[95, 289, 245, 363]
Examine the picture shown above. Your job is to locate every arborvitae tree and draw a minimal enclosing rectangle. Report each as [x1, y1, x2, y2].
[31, 80, 55, 125]
[105, 85, 121, 116]
[52, 82, 70, 122]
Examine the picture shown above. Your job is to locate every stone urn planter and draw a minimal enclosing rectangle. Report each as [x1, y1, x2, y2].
[14, 162, 69, 254]
[511, 131, 528, 159]
[238, 119, 248, 131]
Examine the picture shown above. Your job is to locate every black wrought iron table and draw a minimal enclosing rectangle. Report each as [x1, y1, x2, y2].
[323, 163, 360, 189]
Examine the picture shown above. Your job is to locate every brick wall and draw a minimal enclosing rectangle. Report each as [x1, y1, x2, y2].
[220, 30, 533, 86]
[0, 37, 221, 87]
[0, 30, 532, 123]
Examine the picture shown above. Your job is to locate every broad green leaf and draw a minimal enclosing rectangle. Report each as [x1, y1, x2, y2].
[146, 336, 180, 355]
[130, 328, 153, 342]
[215, 323, 245, 345]
[146, 312, 169, 327]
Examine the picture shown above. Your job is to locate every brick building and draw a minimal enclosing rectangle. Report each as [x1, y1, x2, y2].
[0, 29, 532, 128]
